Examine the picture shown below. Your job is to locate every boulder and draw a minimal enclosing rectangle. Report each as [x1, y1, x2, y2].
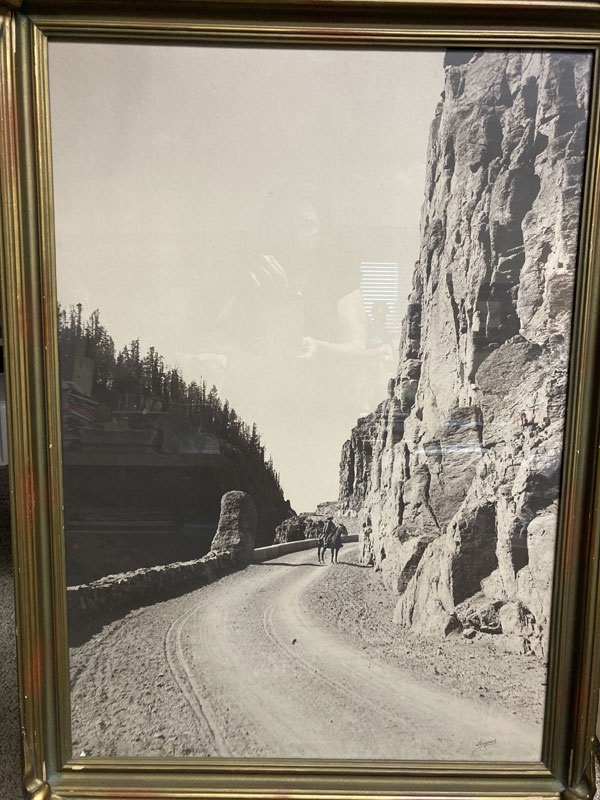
[499, 600, 534, 638]
[209, 491, 257, 565]
[456, 592, 503, 634]
[481, 568, 509, 602]
[515, 508, 558, 655]
[275, 514, 323, 543]
[380, 530, 436, 594]
[393, 537, 459, 637]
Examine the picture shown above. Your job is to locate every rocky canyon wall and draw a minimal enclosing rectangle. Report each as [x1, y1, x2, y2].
[339, 50, 591, 657]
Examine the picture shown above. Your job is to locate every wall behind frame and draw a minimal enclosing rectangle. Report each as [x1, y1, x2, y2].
[0, 464, 24, 797]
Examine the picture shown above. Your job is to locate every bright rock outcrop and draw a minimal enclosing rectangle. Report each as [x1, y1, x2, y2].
[340, 50, 591, 656]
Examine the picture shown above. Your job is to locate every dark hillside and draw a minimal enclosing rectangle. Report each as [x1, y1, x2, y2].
[58, 305, 292, 583]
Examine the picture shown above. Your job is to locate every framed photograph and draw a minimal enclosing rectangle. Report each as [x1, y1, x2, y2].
[1, 1, 600, 798]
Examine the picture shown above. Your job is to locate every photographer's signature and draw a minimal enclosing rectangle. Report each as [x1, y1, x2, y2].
[475, 738, 497, 749]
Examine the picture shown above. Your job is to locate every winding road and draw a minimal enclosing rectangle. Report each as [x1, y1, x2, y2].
[70, 544, 542, 761]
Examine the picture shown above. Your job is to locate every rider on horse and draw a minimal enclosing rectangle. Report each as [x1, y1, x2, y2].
[318, 516, 342, 563]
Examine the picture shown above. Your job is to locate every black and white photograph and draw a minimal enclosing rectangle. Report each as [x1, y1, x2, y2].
[49, 43, 592, 762]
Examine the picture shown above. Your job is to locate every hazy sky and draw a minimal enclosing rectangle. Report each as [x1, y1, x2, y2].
[49, 42, 444, 511]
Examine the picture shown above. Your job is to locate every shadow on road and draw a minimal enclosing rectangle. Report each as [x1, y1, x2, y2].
[255, 560, 319, 568]
[256, 560, 370, 569]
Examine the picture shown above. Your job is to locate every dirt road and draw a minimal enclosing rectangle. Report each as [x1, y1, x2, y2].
[70, 544, 543, 761]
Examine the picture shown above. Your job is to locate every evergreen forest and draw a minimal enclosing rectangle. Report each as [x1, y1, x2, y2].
[58, 303, 283, 493]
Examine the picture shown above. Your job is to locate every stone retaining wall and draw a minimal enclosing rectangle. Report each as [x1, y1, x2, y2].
[67, 535, 358, 643]
[67, 549, 239, 643]
[254, 535, 358, 562]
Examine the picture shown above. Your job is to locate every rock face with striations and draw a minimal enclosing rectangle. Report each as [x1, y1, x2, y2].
[339, 51, 590, 657]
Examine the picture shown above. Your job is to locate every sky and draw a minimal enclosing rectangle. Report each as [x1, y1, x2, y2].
[49, 42, 445, 512]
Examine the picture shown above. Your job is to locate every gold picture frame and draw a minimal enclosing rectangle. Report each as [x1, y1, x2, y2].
[1, 1, 600, 799]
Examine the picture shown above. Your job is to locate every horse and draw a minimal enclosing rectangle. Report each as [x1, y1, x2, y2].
[317, 524, 344, 564]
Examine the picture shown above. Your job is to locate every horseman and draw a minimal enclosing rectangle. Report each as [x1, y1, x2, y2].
[322, 516, 336, 544]
[318, 516, 341, 563]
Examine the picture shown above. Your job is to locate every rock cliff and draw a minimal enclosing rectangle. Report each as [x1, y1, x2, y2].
[340, 51, 590, 657]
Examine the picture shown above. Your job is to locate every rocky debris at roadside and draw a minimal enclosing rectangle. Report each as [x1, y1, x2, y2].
[275, 509, 362, 544]
[275, 514, 324, 543]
